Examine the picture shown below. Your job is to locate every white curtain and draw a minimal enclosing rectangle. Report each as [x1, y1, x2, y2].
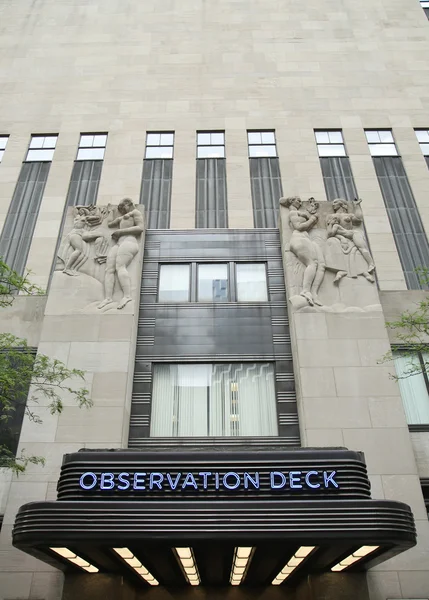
[394, 353, 429, 424]
[150, 363, 278, 437]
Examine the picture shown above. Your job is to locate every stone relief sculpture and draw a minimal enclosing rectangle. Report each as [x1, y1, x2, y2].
[279, 196, 325, 307]
[55, 200, 144, 312]
[280, 196, 378, 312]
[325, 198, 375, 283]
[98, 198, 144, 310]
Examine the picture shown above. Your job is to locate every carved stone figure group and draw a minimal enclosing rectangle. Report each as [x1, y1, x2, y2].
[58, 199, 143, 309]
[280, 195, 375, 307]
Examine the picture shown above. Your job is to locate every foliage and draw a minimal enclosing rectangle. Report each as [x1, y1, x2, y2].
[0, 259, 91, 474]
[382, 267, 429, 380]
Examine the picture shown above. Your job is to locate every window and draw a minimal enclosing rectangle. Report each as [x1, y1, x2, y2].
[158, 264, 190, 302]
[315, 130, 346, 157]
[76, 133, 107, 160]
[421, 480, 429, 520]
[197, 264, 228, 301]
[248, 131, 277, 157]
[26, 135, 58, 162]
[415, 129, 429, 156]
[197, 132, 225, 158]
[236, 263, 268, 301]
[248, 131, 283, 228]
[394, 351, 429, 426]
[158, 263, 268, 303]
[140, 133, 174, 228]
[150, 363, 278, 437]
[365, 130, 398, 157]
[0, 136, 9, 162]
[196, 132, 228, 228]
[367, 130, 429, 289]
[145, 132, 174, 159]
[315, 130, 358, 201]
[420, 0, 429, 19]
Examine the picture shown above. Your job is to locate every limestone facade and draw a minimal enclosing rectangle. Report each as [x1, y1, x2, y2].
[0, 1, 429, 599]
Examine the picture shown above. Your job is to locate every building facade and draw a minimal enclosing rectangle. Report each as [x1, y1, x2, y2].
[1, 0, 429, 599]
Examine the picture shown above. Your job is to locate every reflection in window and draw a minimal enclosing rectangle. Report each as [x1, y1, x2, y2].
[0, 136, 9, 162]
[26, 135, 58, 162]
[158, 264, 190, 302]
[76, 133, 107, 160]
[198, 264, 228, 301]
[394, 351, 429, 425]
[151, 363, 278, 437]
[145, 132, 174, 159]
[236, 264, 268, 301]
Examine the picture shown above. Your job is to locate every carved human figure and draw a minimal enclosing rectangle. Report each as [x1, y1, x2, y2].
[97, 198, 144, 310]
[325, 198, 375, 283]
[280, 196, 325, 306]
[62, 216, 105, 276]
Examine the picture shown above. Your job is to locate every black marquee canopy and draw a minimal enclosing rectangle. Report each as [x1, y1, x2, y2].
[12, 444, 416, 589]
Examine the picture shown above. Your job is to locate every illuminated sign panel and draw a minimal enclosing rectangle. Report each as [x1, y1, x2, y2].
[79, 469, 339, 492]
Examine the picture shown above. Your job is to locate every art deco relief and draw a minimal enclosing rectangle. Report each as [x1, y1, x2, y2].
[55, 199, 144, 312]
[280, 197, 380, 312]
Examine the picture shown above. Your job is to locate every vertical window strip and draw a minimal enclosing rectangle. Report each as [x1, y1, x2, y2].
[0, 162, 51, 276]
[195, 156, 228, 228]
[372, 155, 429, 289]
[249, 157, 283, 228]
[140, 159, 173, 229]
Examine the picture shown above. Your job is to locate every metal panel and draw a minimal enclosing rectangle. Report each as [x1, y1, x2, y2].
[195, 158, 228, 228]
[249, 158, 283, 228]
[129, 229, 297, 444]
[373, 156, 429, 289]
[0, 162, 50, 275]
[140, 159, 173, 229]
[320, 156, 358, 201]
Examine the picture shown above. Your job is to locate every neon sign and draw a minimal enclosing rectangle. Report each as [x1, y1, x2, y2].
[79, 469, 339, 492]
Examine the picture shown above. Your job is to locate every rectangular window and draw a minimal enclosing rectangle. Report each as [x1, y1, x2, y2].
[76, 133, 107, 161]
[394, 351, 429, 426]
[158, 264, 190, 302]
[315, 130, 358, 201]
[197, 131, 225, 158]
[150, 363, 278, 437]
[248, 131, 283, 228]
[140, 132, 174, 228]
[0, 136, 9, 162]
[315, 130, 346, 157]
[196, 131, 228, 228]
[365, 130, 398, 157]
[236, 263, 268, 301]
[366, 130, 429, 289]
[145, 132, 174, 159]
[197, 263, 228, 301]
[415, 129, 429, 170]
[26, 135, 58, 162]
[421, 0, 429, 18]
[158, 262, 268, 303]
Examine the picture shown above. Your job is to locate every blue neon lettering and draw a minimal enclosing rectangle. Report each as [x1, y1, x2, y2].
[215, 472, 220, 490]
[117, 472, 130, 490]
[166, 473, 181, 490]
[323, 471, 338, 488]
[305, 470, 320, 489]
[100, 472, 115, 490]
[223, 472, 240, 490]
[182, 473, 198, 489]
[270, 471, 287, 489]
[149, 472, 164, 490]
[289, 471, 302, 489]
[80, 472, 97, 490]
[198, 472, 212, 489]
[244, 472, 260, 490]
[133, 472, 146, 490]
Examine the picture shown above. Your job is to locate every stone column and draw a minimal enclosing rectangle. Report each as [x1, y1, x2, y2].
[0, 203, 145, 600]
[279, 197, 429, 600]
